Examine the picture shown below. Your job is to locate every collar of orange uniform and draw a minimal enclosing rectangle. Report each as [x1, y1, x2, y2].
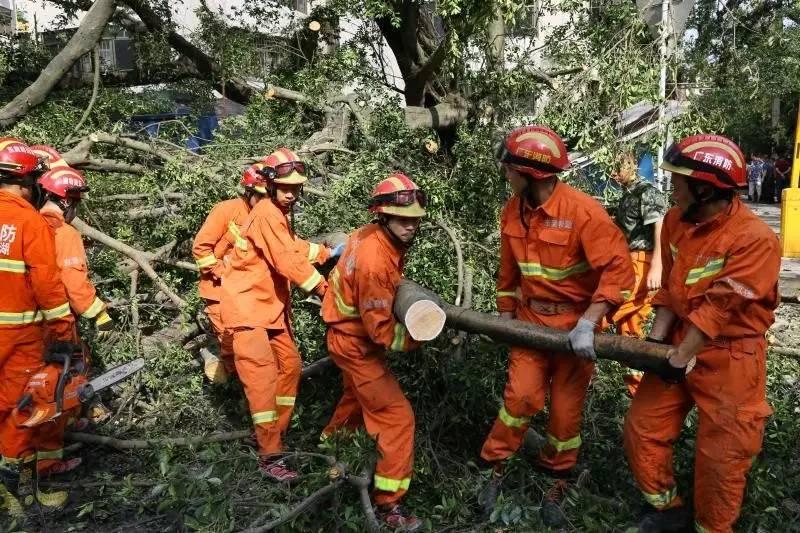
[40, 205, 65, 221]
[686, 195, 741, 235]
[0, 189, 36, 210]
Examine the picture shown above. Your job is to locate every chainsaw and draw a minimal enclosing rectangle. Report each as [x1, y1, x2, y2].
[12, 342, 144, 428]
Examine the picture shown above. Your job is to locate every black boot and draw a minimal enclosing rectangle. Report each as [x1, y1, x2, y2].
[637, 506, 693, 533]
[478, 463, 504, 521]
[540, 478, 569, 527]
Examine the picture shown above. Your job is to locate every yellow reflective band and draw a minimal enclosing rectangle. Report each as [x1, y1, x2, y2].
[81, 297, 105, 319]
[195, 255, 217, 268]
[42, 302, 71, 320]
[0, 310, 43, 325]
[621, 290, 633, 301]
[95, 310, 112, 327]
[299, 270, 323, 293]
[498, 406, 530, 428]
[685, 257, 726, 285]
[669, 243, 678, 259]
[0, 259, 25, 273]
[694, 521, 710, 533]
[373, 474, 411, 492]
[331, 270, 359, 318]
[36, 488, 68, 508]
[0, 484, 25, 519]
[252, 411, 278, 424]
[308, 242, 320, 262]
[497, 291, 518, 298]
[518, 261, 590, 280]
[276, 396, 295, 406]
[546, 433, 582, 452]
[642, 486, 677, 509]
[228, 221, 248, 250]
[36, 448, 64, 461]
[390, 323, 407, 352]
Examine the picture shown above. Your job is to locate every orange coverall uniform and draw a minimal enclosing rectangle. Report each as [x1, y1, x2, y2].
[0, 191, 74, 467]
[481, 182, 634, 472]
[624, 198, 779, 533]
[36, 207, 110, 472]
[220, 198, 328, 456]
[321, 223, 421, 506]
[192, 197, 251, 374]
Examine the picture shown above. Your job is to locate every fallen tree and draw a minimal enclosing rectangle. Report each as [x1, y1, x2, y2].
[394, 280, 672, 372]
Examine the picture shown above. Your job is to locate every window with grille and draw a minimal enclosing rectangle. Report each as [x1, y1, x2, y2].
[98, 38, 114, 71]
[510, 3, 539, 37]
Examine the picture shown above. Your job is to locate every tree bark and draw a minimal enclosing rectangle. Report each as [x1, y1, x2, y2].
[394, 280, 672, 372]
[404, 96, 469, 129]
[0, 0, 116, 128]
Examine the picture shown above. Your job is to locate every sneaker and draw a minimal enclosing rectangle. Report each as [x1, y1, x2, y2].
[258, 456, 299, 484]
[376, 503, 422, 532]
[637, 506, 692, 533]
[38, 458, 82, 477]
[540, 479, 569, 527]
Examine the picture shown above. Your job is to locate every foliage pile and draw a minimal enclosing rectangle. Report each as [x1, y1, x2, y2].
[1, 0, 799, 531]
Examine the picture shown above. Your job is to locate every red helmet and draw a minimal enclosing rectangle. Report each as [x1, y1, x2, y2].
[38, 167, 89, 200]
[30, 145, 70, 170]
[660, 134, 746, 189]
[261, 148, 308, 185]
[241, 162, 268, 194]
[0, 138, 45, 179]
[497, 126, 570, 180]
[368, 172, 427, 218]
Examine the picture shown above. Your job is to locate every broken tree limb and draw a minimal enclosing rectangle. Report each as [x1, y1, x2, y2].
[393, 283, 448, 342]
[451, 266, 473, 363]
[265, 84, 310, 104]
[65, 430, 252, 450]
[0, 0, 116, 128]
[243, 480, 345, 533]
[770, 346, 800, 361]
[72, 217, 187, 308]
[435, 218, 464, 306]
[91, 192, 186, 202]
[300, 357, 335, 380]
[394, 280, 672, 372]
[404, 96, 470, 129]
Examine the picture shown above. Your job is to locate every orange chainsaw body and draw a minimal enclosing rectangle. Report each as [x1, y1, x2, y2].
[13, 363, 88, 428]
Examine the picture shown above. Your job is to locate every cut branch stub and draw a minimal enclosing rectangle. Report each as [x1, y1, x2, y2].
[393, 281, 446, 341]
[394, 280, 672, 371]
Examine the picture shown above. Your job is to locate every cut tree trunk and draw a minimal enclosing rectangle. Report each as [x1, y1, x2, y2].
[0, 0, 116, 127]
[394, 280, 671, 372]
[405, 96, 470, 130]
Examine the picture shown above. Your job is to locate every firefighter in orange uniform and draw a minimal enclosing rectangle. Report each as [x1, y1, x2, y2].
[192, 163, 267, 383]
[479, 126, 635, 525]
[0, 138, 73, 516]
[34, 160, 113, 477]
[624, 134, 780, 533]
[221, 148, 332, 482]
[321, 172, 427, 532]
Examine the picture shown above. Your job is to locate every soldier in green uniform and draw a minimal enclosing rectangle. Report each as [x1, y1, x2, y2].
[608, 152, 668, 396]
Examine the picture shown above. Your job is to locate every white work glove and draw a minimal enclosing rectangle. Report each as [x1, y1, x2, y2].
[568, 318, 597, 361]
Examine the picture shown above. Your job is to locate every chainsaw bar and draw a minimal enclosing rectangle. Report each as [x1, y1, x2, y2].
[89, 358, 145, 392]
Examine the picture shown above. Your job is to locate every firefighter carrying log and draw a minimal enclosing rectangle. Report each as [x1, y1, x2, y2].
[623, 134, 780, 533]
[219, 148, 335, 483]
[321, 173, 430, 532]
[0, 138, 73, 516]
[479, 126, 635, 525]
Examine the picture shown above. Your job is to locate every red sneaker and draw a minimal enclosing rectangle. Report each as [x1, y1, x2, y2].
[38, 457, 82, 477]
[258, 456, 299, 484]
[377, 504, 422, 532]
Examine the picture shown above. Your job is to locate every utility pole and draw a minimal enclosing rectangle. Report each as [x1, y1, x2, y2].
[656, 0, 670, 192]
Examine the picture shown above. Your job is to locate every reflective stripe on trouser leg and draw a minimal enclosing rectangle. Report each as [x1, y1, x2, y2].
[624, 372, 693, 511]
[327, 331, 413, 506]
[481, 348, 549, 463]
[232, 328, 281, 455]
[269, 328, 302, 435]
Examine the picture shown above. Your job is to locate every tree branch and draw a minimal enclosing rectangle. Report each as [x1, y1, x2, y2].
[63, 45, 102, 146]
[72, 217, 188, 307]
[65, 430, 251, 450]
[0, 0, 116, 127]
